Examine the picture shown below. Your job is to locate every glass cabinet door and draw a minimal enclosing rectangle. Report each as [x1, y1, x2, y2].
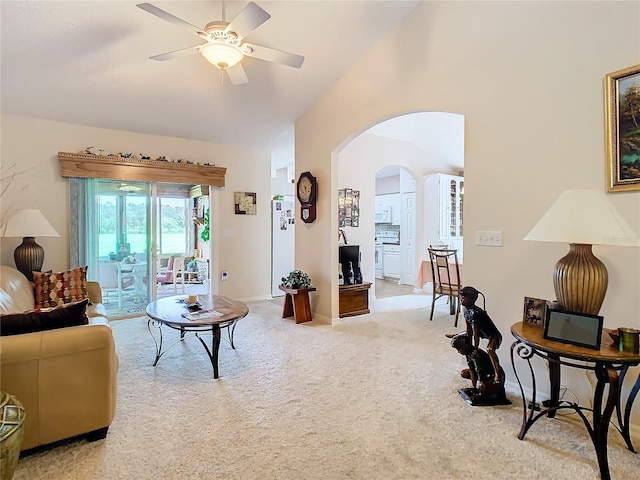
[446, 177, 463, 239]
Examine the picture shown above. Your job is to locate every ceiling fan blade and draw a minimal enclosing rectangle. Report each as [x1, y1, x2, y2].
[137, 3, 208, 39]
[226, 63, 249, 85]
[243, 43, 304, 69]
[150, 45, 202, 62]
[224, 2, 271, 41]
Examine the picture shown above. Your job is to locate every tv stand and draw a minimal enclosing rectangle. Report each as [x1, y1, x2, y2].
[339, 282, 371, 318]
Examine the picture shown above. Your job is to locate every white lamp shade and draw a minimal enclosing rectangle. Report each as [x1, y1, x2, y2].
[1, 209, 60, 238]
[524, 190, 640, 246]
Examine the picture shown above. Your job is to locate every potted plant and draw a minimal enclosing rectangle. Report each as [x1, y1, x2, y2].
[280, 270, 312, 289]
[200, 208, 210, 243]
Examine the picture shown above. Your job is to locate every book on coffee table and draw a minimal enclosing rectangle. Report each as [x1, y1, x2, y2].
[181, 309, 224, 321]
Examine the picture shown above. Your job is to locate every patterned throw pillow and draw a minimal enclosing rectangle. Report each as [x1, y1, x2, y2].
[33, 266, 89, 308]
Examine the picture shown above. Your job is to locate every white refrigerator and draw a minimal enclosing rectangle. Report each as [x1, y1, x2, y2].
[272, 198, 295, 297]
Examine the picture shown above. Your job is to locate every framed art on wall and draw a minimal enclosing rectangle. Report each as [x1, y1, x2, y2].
[338, 188, 360, 227]
[234, 192, 257, 215]
[605, 64, 640, 192]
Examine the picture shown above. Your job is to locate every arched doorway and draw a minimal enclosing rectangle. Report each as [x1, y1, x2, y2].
[337, 111, 464, 309]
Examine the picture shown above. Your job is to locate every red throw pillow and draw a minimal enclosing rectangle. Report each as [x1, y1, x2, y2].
[33, 266, 89, 308]
[0, 299, 89, 336]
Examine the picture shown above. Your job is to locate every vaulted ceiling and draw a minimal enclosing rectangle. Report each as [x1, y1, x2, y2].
[1, 1, 421, 163]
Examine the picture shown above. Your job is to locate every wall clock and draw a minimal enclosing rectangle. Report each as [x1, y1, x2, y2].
[296, 171, 317, 223]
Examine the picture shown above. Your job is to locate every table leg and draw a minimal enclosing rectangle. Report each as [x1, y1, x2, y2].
[617, 367, 640, 453]
[510, 340, 539, 440]
[147, 318, 164, 366]
[547, 353, 561, 418]
[195, 325, 222, 379]
[591, 364, 619, 480]
[282, 293, 294, 318]
[227, 323, 237, 349]
[291, 291, 312, 323]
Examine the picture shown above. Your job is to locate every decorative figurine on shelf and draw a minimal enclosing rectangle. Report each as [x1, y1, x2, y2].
[354, 263, 363, 284]
[347, 262, 355, 285]
[446, 286, 509, 406]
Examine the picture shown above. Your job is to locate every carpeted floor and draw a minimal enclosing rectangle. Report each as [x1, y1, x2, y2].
[13, 295, 640, 479]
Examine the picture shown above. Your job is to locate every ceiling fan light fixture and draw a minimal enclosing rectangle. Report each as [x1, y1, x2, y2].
[201, 42, 243, 70]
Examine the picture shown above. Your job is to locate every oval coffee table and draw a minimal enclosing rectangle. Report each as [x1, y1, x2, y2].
[146, 294, 249, 379]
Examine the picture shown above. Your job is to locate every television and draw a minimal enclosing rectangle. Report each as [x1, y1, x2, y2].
[339, 245, 360, 284]
[543, 308, 604, 350]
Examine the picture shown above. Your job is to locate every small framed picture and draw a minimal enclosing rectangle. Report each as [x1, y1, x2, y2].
[523, 297, 547, 327]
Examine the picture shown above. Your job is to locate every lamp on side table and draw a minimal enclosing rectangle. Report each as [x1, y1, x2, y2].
[1, 209, 60, 282]
[524, 190, 640, 315]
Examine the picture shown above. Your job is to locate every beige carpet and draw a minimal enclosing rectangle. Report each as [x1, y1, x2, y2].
[13, 295, 640, 479]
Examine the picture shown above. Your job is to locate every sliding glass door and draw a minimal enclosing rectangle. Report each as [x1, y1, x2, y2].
[81, 179, 209, 318]
[85, 179, 153, 317]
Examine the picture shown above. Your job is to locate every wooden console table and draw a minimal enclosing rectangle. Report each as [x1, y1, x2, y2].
[511, 322, 640, 480]
[339, 282, 372, 318]
[278, 285, 316, 324]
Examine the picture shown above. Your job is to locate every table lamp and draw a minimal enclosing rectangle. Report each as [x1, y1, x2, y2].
[1, 209, 60, 281]
[524, 190, 640, 315]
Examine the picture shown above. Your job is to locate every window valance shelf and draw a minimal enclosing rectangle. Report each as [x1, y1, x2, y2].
[58, 152, 226, 186]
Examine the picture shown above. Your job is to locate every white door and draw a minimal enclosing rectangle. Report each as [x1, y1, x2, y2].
[401, 192, 416, 286]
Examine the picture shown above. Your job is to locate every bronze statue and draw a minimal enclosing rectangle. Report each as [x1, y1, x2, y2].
[447, 286, 510, 406]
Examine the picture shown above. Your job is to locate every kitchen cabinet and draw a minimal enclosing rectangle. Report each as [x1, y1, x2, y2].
[424, 173, 464, 249]
[383, 244, 400, 279]
[375, 194, 401, 224]
[375, 206, 392, 223]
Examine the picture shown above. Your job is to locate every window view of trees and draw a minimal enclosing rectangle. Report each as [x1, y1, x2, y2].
[97, 194, 188, 256]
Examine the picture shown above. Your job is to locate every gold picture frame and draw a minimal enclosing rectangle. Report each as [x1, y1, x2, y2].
[605, 64, 640, 192]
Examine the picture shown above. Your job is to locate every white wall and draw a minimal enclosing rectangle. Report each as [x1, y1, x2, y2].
[0, 113, 272, 301]
[296, 0, 640, 427]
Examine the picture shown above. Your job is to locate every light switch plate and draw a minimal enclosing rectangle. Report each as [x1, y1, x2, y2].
[476, 230, 503, 247]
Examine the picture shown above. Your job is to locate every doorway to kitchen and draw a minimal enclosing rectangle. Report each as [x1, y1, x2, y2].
[374, 165, 416, 299]
[337, 111, 465, 306]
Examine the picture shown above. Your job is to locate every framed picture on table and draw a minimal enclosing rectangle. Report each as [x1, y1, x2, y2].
[523, 297, 547, 327]
[605, 64, 640, 192]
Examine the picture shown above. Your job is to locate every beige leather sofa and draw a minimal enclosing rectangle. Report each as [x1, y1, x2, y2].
[0, 265, 118, 451]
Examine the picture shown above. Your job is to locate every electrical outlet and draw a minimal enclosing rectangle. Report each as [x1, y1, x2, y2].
[220, 271, 229, 281]
[475, 230, 503, 247]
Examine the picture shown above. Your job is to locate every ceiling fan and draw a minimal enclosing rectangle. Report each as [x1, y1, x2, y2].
[137, 2, 305, 85]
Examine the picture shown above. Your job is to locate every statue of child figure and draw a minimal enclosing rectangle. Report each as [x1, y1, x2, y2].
[450, 334, 508, 405]
[446, 286, 509, 405]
